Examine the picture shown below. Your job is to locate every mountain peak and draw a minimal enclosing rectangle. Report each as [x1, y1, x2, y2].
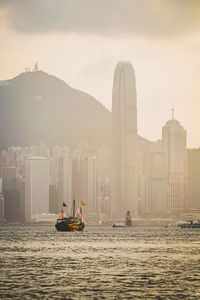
[0, 71, 111, 149]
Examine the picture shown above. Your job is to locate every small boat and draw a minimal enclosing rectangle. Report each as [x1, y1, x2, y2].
[178, 220, 200, 228]
[125, 210, 133, 227]
[112, 222, 125, 228]
[55, 199, 85, 232]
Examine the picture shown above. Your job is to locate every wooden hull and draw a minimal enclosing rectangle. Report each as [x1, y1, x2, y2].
[55, 218, 85, 232]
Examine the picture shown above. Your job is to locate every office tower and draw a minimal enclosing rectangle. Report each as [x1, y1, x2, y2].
[49, 184, 59, 214]
[0, 150, 9, 177]
[70, 155, 97, 214]
[147, 142, 168, 215]
[58, 155, 72, 212]
[0, 178, 4, 223]
[1, 167, 16, 191]
[162, 114, 187, 213]
[96, 145, 111, 218]
[87, 156, 97, 213]
[111, 61, 138, 218]
[0, 193, 4, 223]
[1, 167, 19, 223]
[25, 156, 49, 222]
[187, 149, 200, 211]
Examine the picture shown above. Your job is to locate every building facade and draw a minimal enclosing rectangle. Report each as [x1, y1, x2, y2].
[162, 118, 187, 213]
[187, 149, 200, 211]
[111, 61, 138, 218]
[25, 156, 49, 222]
[146, 142, 168, 215]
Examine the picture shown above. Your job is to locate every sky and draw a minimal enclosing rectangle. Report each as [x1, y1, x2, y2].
[0, 0, 200, 147]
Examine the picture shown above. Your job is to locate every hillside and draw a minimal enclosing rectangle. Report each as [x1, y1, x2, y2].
[0, 71, 111, 149]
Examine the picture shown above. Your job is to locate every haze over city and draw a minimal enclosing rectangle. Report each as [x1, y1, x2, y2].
[0, 0, 200, 147]
[1, 1, 200, 299]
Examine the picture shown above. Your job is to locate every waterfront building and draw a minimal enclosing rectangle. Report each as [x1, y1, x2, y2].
[0, 150, 9, 177]
[187, 148, 200, 210]
[0, 193, 4, 223]
[111, 61, 138, 218]
[0, 178, 4, 223]
[146, 141, 168, 215]
[1, 167, 16, 191]
[71, 154, 97, 214]
[49, 184, 59, 214]
[87, 155, 97, 213]
[162, 113, 187, 213]
[58, 155, 72, 212]
[25, 156, 49, 222]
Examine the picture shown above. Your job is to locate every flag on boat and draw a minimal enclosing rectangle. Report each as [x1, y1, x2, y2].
[81, 201, 86, 206]
[63, 202, 67, 207]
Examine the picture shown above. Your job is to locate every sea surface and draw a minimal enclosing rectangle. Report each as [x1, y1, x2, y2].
[0, 226, 200, 299]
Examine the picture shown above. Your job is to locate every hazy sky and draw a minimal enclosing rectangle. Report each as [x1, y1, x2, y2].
[0, 0, 200, 147]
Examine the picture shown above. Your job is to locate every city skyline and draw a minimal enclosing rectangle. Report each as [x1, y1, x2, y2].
[0, 66, 199, 150]
[1, 2, 200, 299]
[0, 1, 200, 147]
[0, 59, 199, 221]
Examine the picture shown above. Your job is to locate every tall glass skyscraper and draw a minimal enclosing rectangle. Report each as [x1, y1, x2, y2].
[111, 61, 138, 218]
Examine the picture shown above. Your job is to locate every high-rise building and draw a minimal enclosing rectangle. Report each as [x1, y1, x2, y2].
[162, 115, 187, 213]
[1, 167, 17, 191]
[0, 178, 4, 223]
[58, 155, 72, 212]
[25, 156, 49, 222]
[87, 156, 97, 213]
[1, 167, 25, 223]
[0, 150, 9, 177]
[71, 155, 97, 214]
[0, 178, 2, 193]
[146, 142, 168, 215]
[111, 61, 138, 218]
[187, 149, 200, 211]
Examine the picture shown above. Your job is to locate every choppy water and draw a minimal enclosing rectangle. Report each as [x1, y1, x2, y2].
[0, 226, 200, 299]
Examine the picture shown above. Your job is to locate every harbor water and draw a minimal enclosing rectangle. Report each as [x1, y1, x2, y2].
[0, 226, 200, 299]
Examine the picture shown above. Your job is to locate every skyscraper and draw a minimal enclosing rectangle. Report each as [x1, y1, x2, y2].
[162, 115, 187, 213]
[187, 149, 200, 211]
[111, 61, 138, 218]
[0, 178, 4, 223]
[58, 155, 72, 212]
[25, 156, 49, 222]
[147, 141, 168, 215]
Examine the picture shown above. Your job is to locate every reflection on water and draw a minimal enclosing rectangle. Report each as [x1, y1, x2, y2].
[0, 226, 200, 299]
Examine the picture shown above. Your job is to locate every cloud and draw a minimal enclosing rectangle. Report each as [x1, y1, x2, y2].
[0, 0, 200, 38]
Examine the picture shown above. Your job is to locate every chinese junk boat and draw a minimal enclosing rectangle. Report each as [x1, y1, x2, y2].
[125, 210, 133, 227]
[55, 200, 85, 232]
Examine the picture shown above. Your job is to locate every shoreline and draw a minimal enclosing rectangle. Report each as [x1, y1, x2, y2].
[0, 222, 178, 228]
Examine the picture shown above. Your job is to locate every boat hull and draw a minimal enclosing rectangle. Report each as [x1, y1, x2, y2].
[112, 224, 125, 228]
[178, 224, 200, 228]
[55, 218, 85, 232]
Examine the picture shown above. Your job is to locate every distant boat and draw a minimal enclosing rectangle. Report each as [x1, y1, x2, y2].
[112, 210, 134, 228]
[178, 220, 200, 228]
[112, 222, 125, 228]
[125, 210, 133, 227]
[55, 199, 85, 232]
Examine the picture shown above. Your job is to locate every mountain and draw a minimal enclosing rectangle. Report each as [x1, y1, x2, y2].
[0, 71, 111, 150]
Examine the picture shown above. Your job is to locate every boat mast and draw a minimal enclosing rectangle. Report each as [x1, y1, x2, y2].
[80, 205, 82, 218]
[73, 199, 76, 217]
